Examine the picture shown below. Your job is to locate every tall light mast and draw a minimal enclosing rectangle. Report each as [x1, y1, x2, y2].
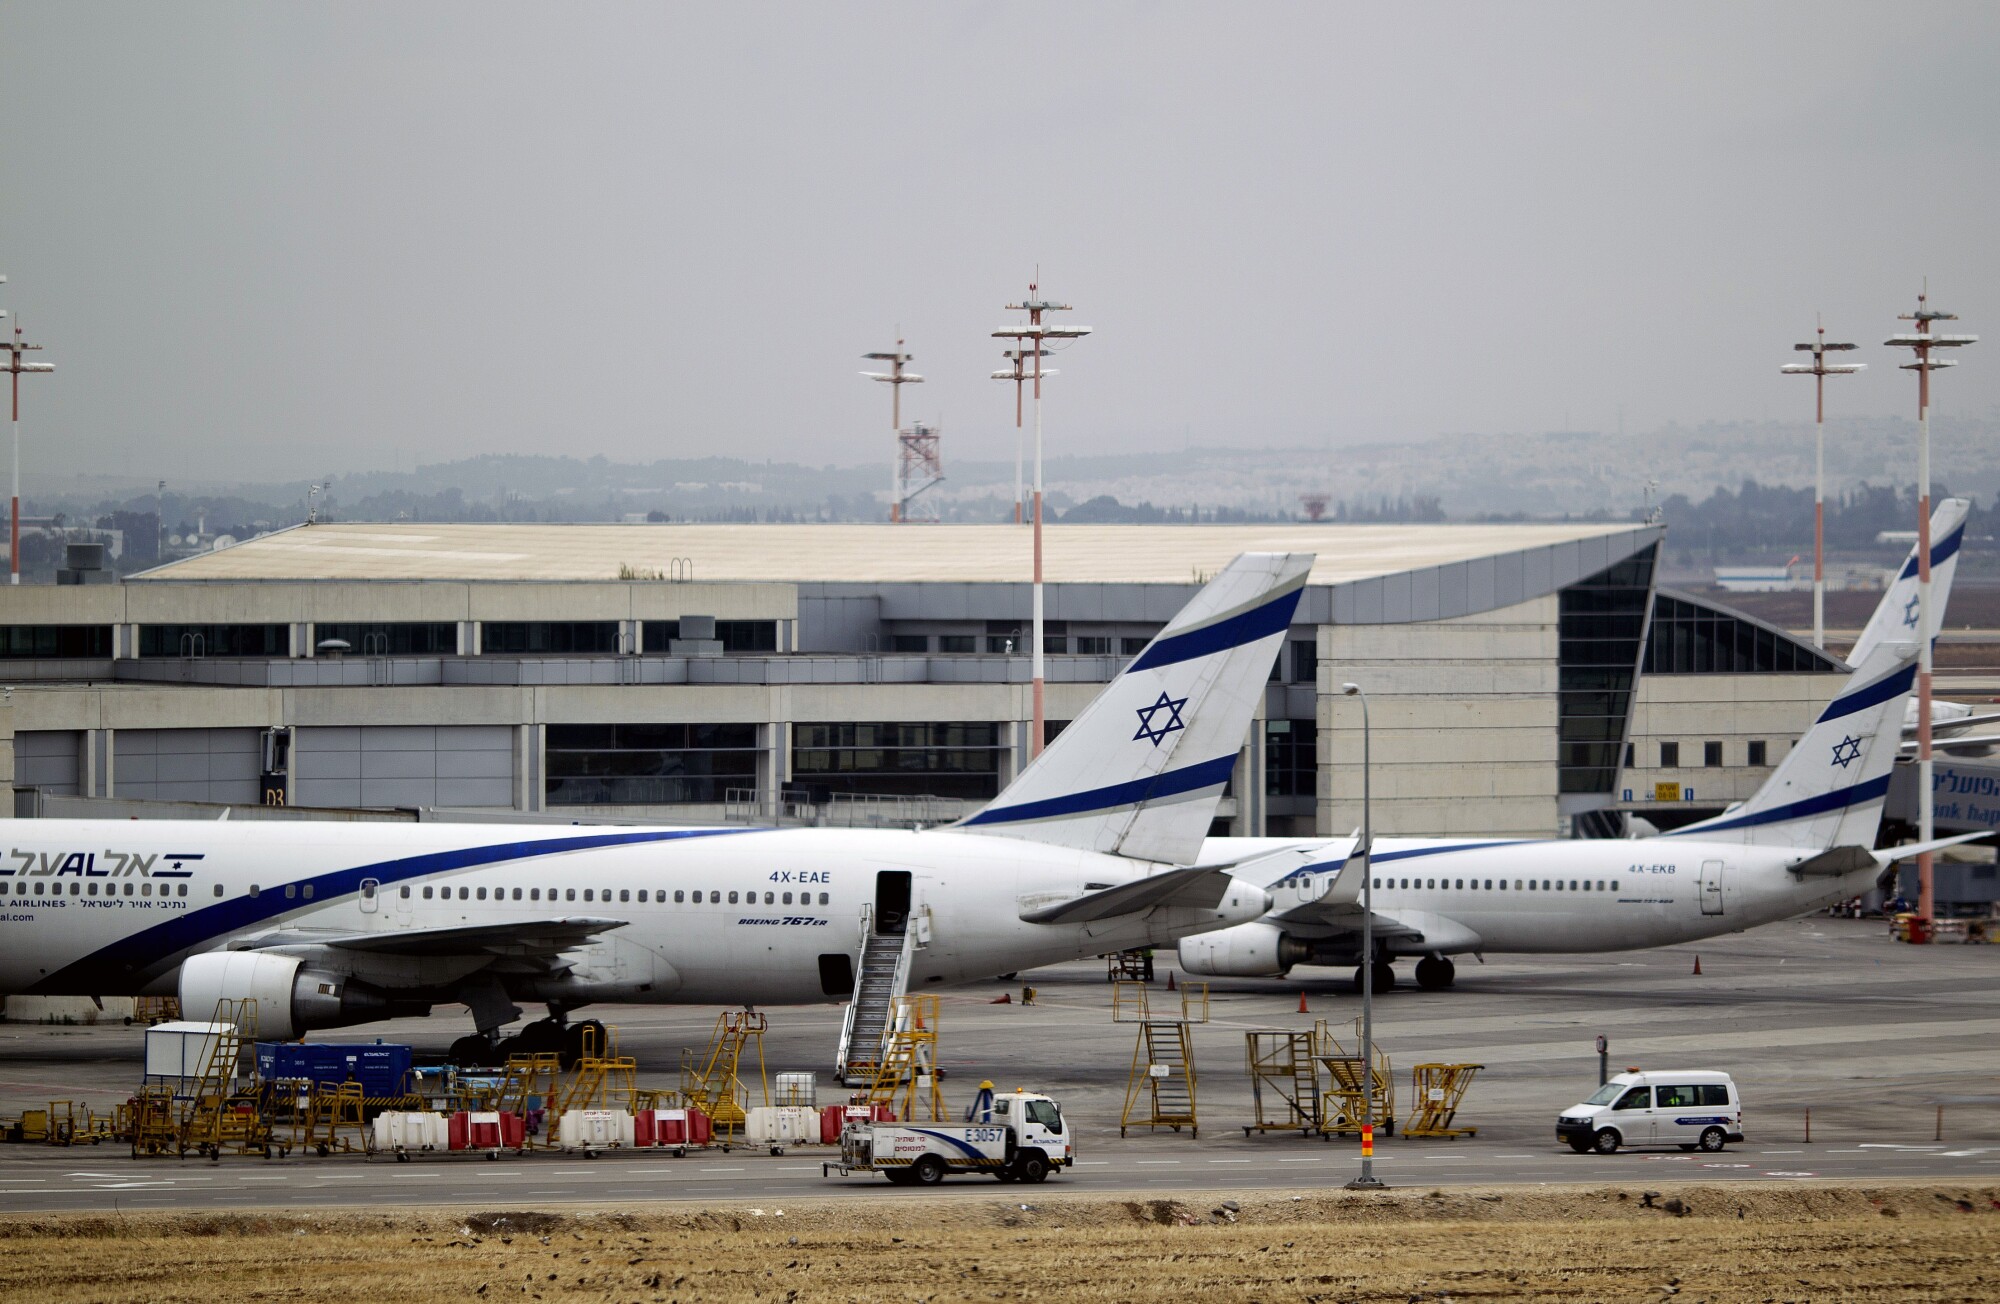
[861, 340, 924, 522]
[1780, 321, 1862, 648]
[0, 277, 56, 586]
[994, 283, 1090, 758]
[1884, 288, 1976, 932]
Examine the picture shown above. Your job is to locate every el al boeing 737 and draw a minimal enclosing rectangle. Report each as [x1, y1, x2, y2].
[0, 553, 1312, 1063]
[1179, 502, 1974, 993]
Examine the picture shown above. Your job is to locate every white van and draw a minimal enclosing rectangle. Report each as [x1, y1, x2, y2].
[1557, 1070, 1743, 1154]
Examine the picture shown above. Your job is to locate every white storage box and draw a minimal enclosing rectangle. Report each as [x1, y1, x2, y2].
[372, 1110, 448, 1153]
[144, 1022, 234, 1080]
[556, 1109, 635, 1152]
[746, 1105, 821, 1145]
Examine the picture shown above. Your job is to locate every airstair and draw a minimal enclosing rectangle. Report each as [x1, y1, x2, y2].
[836, 902, 927, 1085]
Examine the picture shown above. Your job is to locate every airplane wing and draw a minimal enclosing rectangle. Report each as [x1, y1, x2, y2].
[1900, 734, 2000, 755]
[1267, 853, 1480, 948]
[227, 916, 628, 959]
[1018, 866, 1250, 924]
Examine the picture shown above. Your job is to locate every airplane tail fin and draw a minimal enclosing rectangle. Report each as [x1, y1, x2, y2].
[954, 551, 1314, 864]
[1845, 497, 1969, 667]
[1669, 500, 1969, 850]
[1669, 640, 1915, 848]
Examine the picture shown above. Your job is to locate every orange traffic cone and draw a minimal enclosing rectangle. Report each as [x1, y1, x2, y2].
[989, 993, 1012, 1004]
[1298, 990, 1310, 1014]
[1166, 972, 1177, 992]
[1692, 955, 1702, 976]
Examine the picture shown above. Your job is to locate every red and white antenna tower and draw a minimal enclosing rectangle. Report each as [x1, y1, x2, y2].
[1885, 286, 1976, 933]
[1781, 318, 1863, 649]
[861, 339, 925, 522]
[993, 280, 1091, 757]
[0, 277, 56, 587]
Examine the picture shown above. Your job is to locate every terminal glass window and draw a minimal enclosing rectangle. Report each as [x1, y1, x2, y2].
[716, 621, 778, 653]
[139, 624, 288, 658]
[314, 622, 457, 656]
[1122, 637, 1151, 657]
[937, 635, 975, 654]
[791, 722, 1004, 799]
[1076, 636, 1111, 656]
[640, 621, 681, 653]
[1704, 741, 1724, 767]
[889, 634, 928, 653]
[1643, 593, 1842, 674]
[0, 625, 112, 659]
[1558, 546, 1655, 795]
[545, 722, 760, 806]
[1290, 641, 1316, 684]
[1264, 720, 1317, 798]
[482, 622, 620, 655]
[1660, 741, 1680, 768]
[1748, 740, 1767, 766]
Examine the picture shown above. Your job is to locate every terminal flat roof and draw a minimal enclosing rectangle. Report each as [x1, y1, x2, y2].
[139, 521, 1651, 586]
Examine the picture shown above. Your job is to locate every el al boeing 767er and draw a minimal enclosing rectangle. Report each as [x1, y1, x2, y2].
[0, 553, 1313, 1063]
[1180, 501, 1975, 992]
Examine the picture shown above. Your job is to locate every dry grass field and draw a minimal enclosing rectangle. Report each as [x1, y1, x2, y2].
[2, 1183, 1996, 1303]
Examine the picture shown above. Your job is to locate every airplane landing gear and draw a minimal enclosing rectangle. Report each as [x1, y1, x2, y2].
[448, 1033, 497, 1068]
[1351, 960, 1397, 994]
[1414, 955, 1456, 991]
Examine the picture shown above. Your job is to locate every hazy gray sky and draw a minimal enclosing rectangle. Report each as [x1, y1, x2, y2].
[3, 3, 1996, 483]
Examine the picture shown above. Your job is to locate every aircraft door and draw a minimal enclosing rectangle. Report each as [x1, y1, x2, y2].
[1698, 860, 1724, 916]
[391, 882, 413, 928]
[359, 877, 381, 915]
[874, 870, 912, 934]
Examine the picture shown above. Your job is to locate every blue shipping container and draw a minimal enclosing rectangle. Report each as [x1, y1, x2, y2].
[255, 1042, 413, 1098]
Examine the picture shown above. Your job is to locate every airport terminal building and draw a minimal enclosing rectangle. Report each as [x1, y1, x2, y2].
[0, 521, 1851, 840]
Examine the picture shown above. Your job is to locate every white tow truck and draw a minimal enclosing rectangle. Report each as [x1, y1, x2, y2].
[822, 1089, 1074, 1185]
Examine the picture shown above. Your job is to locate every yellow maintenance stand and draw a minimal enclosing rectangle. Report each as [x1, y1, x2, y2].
[1313, 1017, 1395, 1138]
[1116, 979, 1208, 1138]
[865, 993, 947, 1122]
[1404, 1063, 1483, 1138]
[179, 998, 283, 1159]
[1242, 1032, 1321, 1136]
[681, 1010, 768, 1142]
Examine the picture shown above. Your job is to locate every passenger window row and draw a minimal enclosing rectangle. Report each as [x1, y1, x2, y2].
[8, 880, 191, 897]
[1370, 876, 1621, 893]
[401, 884, 833, 907]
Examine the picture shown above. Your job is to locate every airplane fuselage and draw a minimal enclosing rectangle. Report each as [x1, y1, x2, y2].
[0, 820, 1267, 1005]
[1203, 834, 1879, 966]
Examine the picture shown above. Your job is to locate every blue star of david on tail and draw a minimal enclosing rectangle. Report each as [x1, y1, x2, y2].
[1830, 734, 1862, 769]
[1133, 691, 1189, 747]
[1902, 593, 1921, 628]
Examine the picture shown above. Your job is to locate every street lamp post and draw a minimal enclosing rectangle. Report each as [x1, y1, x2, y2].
[1885, 290, 1976, 930]
[1780, 323, 1862, 649]
[1341, 681, 1384, 1190]
[0, 277, 57, 586]
[993, 283, 1090, 759]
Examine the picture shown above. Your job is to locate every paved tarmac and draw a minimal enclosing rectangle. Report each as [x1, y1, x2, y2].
[2, 915, 1997, 1212]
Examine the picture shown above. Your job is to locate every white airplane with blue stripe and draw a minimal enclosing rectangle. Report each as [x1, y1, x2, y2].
[0, 553, 1311, 1063]
[1180, 501, 1977, 993]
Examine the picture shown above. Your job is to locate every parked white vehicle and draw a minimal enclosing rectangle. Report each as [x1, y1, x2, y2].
[1558, 1070, 1743, 1154]
[823, 1090, 1074, 1184]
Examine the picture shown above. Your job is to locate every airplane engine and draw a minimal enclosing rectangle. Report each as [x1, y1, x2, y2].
[178, 951, 389, 1040]
[1177, 922, 1311, 978]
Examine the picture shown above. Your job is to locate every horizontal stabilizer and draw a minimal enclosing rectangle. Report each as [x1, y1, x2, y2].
[1018, 865, 1252, 925]
[231, 916, 627, 958]
[1872, 832, 1987, 867]
[1787, 846, 1877, 877]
